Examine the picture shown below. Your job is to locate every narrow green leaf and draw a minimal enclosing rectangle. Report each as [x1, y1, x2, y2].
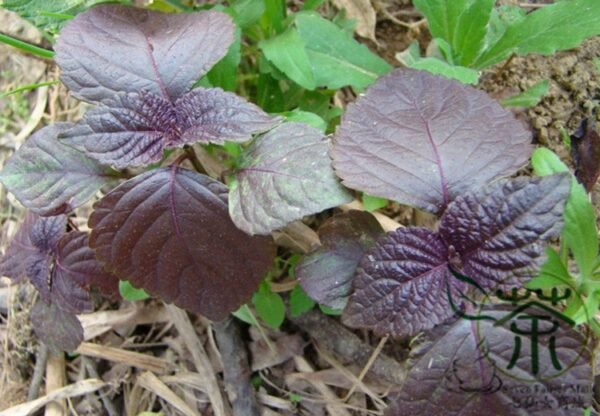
[223, 142, 243, 159]
[294, 12, 391, 90]
[412, 0, 470, 46]
[119, 280, 150, 301]
[474, 0, 600, 69]
[563, 182, 598, 279]
[501, 80, 549, 108]
[532, 147, 599, 278]
[410, 59, 479, 84]
[39, 12, 74, 20]
[434, 38, 454, 64]
[207, 27, 242, 92]
[256, 73, 285, 112]
[561, 127, 572, 150]
[298, 90, 337, 121]
[412, 0, 493, 66]
[568, 291, 600, 325]
[484, 5, 526, 48]
[302, 0, 325, 10]
[589, 317, 600, 336]
[289, 393, 303, 403]
[232, 304, 257, 325]
[362, 193, 388, 212]
[147, 0, 190, 12]
[230, 0, 265, 28]
[319, 304, 343, 316]
[261, 0, 286, 34]
[531, 147, 569, 176]
[289, 284, 316, 317]
[253, 282, 286, 329]
[452, 0, 495, 66]
[259, 28, 317, 90]
[280, 109, 327, 131]
[3, 0, 107, 35]
[526, 248, 574, 290]
[396, 51, 479, 84]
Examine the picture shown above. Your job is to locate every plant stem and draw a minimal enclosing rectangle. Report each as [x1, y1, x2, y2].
[183, 145, 208, 174]
[496, 53, 517, 79]
[0, 33, 55, 59]
[27, 344, 49, 401]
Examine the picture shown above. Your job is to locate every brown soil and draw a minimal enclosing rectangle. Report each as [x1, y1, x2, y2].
[480, 37, 600, 158]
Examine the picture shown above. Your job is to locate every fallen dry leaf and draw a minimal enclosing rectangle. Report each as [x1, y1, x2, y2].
[331, 0, 377, 42]
[250, 334, 306, 371]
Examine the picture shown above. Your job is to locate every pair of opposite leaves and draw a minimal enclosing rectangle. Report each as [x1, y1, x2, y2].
[301, 70, 571, 339]
[0, 212, 118, 352]
[0, 4, 350, 321]
[0, 5, 569, 326]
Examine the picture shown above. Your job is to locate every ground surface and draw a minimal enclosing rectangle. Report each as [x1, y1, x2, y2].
[0, 1, 598, 415]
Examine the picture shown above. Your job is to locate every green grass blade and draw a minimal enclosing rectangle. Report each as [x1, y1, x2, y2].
[1, 80, 59, 98]
[0, 33, 55, 59]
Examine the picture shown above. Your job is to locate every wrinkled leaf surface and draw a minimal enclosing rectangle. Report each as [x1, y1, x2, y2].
[387, 308, 592, 415]
[89, 167, 276, 320]
[0, 124, 116, 215]
[229, 123, 351, 235]
[439, 175, 571, 288]
[333, 69, 531, 214]
[55, 5, 235, 103]
[298, 210, 383, 309]
[343, 227, 459, 337]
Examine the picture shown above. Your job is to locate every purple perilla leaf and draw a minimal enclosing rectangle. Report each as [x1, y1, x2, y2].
[0, 212, 66, 285]
[342, 227, 461, 338]
[60, 88, 280, 169]
[55, 5, 278, 169]
[89, 166, 276, 321]
[31, 300, 84, 354]
[0, 213, 91, 313]
[343, 175, 570, 339]
[55, 5, 235, 104]
[54, 231, 120, 302]
[386, 307, 592, 415]
[59, 91, 179, 169]
[332, 69, 532, 214]
[175, 88, 281, 146]
[297, 210, 384, 309]
[0, 213, 119, 315]
[439, 174, 571, 289]
[0, 124, 116, 215]
[0, 211, 38, 281]
[229, 123, 352, 235]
